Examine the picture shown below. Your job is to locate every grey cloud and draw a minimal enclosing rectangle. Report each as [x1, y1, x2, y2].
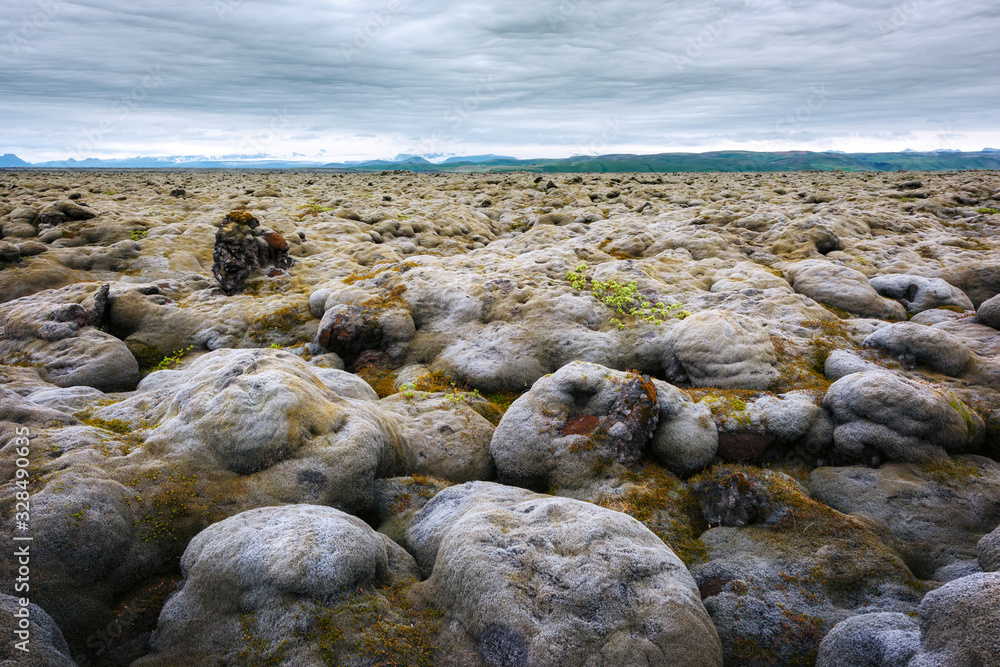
[1, 0, 997, 160]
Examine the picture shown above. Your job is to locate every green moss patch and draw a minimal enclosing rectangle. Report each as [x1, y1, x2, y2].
[595, 463, 709, 567]
[301, 582, 443, 667]
[247, 306, 312, 345]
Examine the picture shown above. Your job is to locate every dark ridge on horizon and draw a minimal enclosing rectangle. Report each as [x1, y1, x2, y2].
[3, 149, 1000, 173]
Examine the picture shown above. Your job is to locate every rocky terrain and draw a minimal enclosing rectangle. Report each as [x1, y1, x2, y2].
[1, 168, 999, 666]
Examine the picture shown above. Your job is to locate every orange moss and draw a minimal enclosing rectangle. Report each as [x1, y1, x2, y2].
[343, 261, 418, 285]
[357, 366, 397, 399]
[410, 370, 455, 393]
[224, 210, 258, 226]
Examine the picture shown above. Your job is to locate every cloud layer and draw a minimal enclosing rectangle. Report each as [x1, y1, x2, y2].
[2, 0, 998, 161]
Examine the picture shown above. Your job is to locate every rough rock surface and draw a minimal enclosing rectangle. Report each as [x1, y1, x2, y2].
[980, 525, 1000, 572]
[786, 260, 907, 320]
[869, 274, 973, 315]
[692, 466, 923, 665]
[816, 612, 920, 667]
[135, 504, 420, 666]
[824, 349, 885, 381]
[667, 310, 779, 390]
[700, 390, 834, 465]
[3, 170, 1000, 664]
[0, 283, 140, 392]
[26, 384, 108, 413]
[977, 293, 1000, 329]
[312, 366, 379, 400]
[823, 371, 982, 464]
[491, 361, 660, 491]
[380, 391, 496, 483]
[0, 348, 409, 656]
[650, 378, 719, 475]
[689, 465, 925, 666]
[811, 457, 1000, 577]
[98, 348, 408, 499]
[907, 573, 1000, 667]
[863, 322, 974, 376]
[403, 481, 724, 666]
[0, 594, 76, 667]
[212, 211, 293, 295]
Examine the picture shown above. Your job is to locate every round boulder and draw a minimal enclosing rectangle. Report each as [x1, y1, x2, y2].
[824, 349, 884, 381]
[786, 260, 906, 320]
[816, 612, 920, 667]
[823, 371, 982, 464]
[977, 293, 1000, 330]
[1, 205, 39, 238]
[650, 378, 719, 476]
[667, 310, 779, 390]
[404, 481, 723, 666]
[0, 594, 76, 666]
[908, 573, 1000, 667]
[869, 274, 973, 315]
[863, 322, 973, 377]
[979, 525, 1000, 572]
[490, 361, 659, 491]
[137, 505, 419, 666]
[381, 392, 496, 483]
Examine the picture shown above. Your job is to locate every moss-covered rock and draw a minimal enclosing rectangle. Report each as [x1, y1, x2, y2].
[689, 464, 928, 667]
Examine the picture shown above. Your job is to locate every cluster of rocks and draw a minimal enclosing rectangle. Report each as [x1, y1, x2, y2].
[1, 170, 999, 665]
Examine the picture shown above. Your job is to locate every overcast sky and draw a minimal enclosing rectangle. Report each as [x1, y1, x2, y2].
[2, 0, 998, 162]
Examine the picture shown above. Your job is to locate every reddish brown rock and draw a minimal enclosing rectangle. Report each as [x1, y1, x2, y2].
[717, 430, 776, 463]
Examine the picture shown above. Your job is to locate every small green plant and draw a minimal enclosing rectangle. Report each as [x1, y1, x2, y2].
[154, 345, 193, 371]
[976, 207, 1000, 215]
[297, 202, 336, 216]
[268, 342, 281, 349]
[444, 383, 480, 404]
[129, 229, 148, 241]
[567, 263, 690, 326]
[898, 197, 916, 203]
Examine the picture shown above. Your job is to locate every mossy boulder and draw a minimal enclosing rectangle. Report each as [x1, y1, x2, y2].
[490, 361, 659, 493]
[811, 457, 1000, 578]
[134, 505, 424, 667]
[667, 311, 779, 390]
[403, 481, 724, 666]
[689, 464, 926, 667]
[823, 371, 983, 465]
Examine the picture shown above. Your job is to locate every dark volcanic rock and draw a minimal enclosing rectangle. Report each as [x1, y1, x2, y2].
[211, 211, 293, 295]
[717, 430, 776, 463]
[212, 211, 261, 295]
[603, 372, 659, 465]
[690, 466, 776, 527]
[313, 304, 383, 367]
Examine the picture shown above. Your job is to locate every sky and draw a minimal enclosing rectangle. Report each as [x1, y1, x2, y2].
[1, 0, 998, 163]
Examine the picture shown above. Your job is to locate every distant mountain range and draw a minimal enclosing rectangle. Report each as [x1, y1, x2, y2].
[0, 154, 30, 167]
[3, 150, 999, 173]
